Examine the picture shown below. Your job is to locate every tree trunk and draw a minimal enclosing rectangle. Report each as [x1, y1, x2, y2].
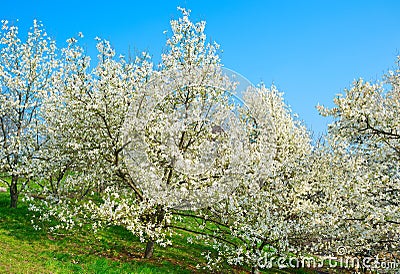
[144, 240, 155, 259]
[251, 266, 259, 274]
[10, 176, 18, 208]
[142, 205, 165, 259]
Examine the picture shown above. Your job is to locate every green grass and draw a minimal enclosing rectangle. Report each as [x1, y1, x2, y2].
[0, 189, 327, 273]
[0, 190, 201, 273]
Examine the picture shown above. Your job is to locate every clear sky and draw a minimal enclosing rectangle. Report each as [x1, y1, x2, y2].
[2, 0, 400, 136]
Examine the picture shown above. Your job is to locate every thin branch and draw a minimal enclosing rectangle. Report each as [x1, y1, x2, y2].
[167, 224, 238, 248]
[172, 210, 229, 228]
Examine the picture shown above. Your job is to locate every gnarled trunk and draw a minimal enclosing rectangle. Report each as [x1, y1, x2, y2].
[144, 240, 155, 259]
[251, 266, 259, 274]
[142, 205, 165, 259]
[10, 175, 18, 208]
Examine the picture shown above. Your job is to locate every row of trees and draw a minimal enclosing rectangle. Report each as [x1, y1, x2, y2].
[1, 8, 399, 273]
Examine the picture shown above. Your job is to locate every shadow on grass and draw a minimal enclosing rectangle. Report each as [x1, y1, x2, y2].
[0, 192, 201, 273]
[0, 192, 47, 242]
[0, 192, 324, 273]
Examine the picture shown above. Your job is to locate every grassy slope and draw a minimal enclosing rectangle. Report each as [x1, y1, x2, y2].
[0, 190, 319, 274]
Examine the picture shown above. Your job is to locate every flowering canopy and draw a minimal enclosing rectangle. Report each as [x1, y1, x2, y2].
[1, 7, 398, 273]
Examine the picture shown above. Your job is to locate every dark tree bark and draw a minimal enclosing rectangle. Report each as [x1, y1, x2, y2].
[143, 204, 165, 259]
[10, 175, 18, 208]
[144, 240, 155, 259]
[251, 266, 259, 274]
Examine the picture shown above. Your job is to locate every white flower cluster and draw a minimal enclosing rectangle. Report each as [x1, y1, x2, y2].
[0, 19, 57, 207]
[1, 7, 399, 273]
[316, 57, 400, 261]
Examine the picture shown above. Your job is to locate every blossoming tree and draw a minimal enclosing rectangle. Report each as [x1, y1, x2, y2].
[29, 8, 247, 260]
[187, 84, 319, 273]
[29, 33, 155, 244]
[317, 57, 400, 262]
[0, 20, 57, 208]
[18, 7, 399, 273]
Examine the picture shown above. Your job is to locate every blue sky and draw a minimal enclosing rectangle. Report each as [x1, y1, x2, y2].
[2, 0, 400, 135]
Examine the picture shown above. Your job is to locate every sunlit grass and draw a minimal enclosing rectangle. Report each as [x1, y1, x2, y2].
[0, 191, 200, 273]
[0, 191, 323, 273]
